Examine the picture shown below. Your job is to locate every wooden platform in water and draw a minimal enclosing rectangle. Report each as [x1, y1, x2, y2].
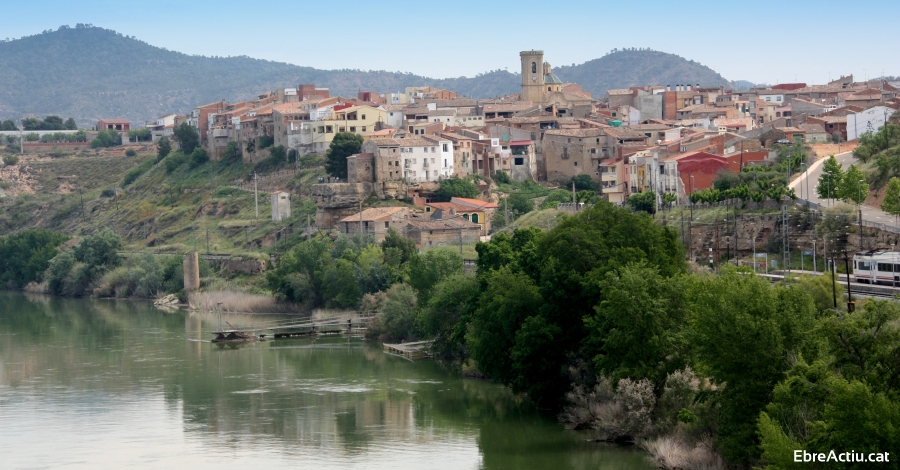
[383, 341, 433, 360]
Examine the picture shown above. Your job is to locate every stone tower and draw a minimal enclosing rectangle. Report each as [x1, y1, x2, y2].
[520, 50, 545, 102]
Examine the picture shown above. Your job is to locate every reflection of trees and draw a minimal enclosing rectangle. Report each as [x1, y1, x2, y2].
[0, 293, 654, 468]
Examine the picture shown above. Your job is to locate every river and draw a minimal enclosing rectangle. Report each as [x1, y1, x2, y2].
[0, 292, 655, 470]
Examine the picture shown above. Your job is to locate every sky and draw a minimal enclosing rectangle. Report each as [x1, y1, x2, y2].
[3, 0, 899, 86]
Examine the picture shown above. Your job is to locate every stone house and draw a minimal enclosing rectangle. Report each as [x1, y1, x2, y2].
[338, 207, 410, 243]
[405, 212, 482, 248]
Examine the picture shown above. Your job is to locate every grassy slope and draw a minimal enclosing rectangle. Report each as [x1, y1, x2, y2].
[0, 151, 326, 257]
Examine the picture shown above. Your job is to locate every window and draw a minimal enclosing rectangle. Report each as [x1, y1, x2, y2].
[776, 97, 782, 102]
[349, 127, 356, 132]
[590, 148, 597, 154]
[766, 97, 771, 101]
[442, 143, 448, 152]
[431, 147, 436, 152]
[548, 87, 551, 91]
[514, 157, 524, 165]
[574, 161, 578, 166]
[362, 126, 367, 132]
[472, 213, 479, 223]
[563, 147, 569, 159]
[531, 132, 536, 140]
[531, 62, 536, 73]
[362, 114, 366, 119]
[384, 222, 389, 228]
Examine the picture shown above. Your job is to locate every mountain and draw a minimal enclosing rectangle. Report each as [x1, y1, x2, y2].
[0, 27, 741, 126]
[553, 49, 735, 93]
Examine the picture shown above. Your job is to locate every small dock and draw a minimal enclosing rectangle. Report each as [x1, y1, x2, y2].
[383, 341, 433, 360]
[211, 315, 374, 342]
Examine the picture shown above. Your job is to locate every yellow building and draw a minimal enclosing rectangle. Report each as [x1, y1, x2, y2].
[309, 105, 387, 152]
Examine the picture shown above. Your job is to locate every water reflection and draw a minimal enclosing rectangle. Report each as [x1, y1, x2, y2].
[0, 291, 654, 469]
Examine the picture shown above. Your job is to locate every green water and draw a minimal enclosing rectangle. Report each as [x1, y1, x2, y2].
[0, 292, 655, 470]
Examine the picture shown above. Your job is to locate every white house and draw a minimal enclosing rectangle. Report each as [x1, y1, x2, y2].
[847, 106, 896, 140]
[399, 137, 454, 183]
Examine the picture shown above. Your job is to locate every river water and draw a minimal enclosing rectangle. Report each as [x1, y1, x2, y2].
[0, 292, 654, 470]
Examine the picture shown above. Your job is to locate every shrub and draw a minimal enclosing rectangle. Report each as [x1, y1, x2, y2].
[188, 147, 209, 168]
[123, 159, 153, 186]
[100, 189, 115, 198]
[365, 283, 418, 342]
[125, 149, 137, 157]
[2, 154, 19, 166]
[494, 170, 511, 184]
[164, 151, 187, 173]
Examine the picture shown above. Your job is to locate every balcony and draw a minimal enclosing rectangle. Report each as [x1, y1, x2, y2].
[602, 186, 623, 194]
[601, 173, 617, 182]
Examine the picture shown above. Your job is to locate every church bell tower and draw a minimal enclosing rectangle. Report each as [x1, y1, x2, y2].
[520, 50, 545, 102]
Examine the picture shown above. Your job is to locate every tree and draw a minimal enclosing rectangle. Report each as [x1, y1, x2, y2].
[156, 136, 171, 162]
[507, 192, 534, 216]
[172, 122, 200, 154]
[268, 145, 286, 162]
[838, 164, 868, 205]
[64, 117, 77, 130]
[381, 228, 417, 267]
[324, 132, 363, 179]
[540, 189, 574, 209]
[223, 141, 241, 162]
[0, 230, 69, 288]
[569, 174, 599, 192]
[0, 119, 16, 131]
[881, 177, 900, 215]
[189, 147, 208, 168]
[816, 155, 844, 201]
[407, 249, 463, 305]
[627, 191, 656, 214]
[434, 177, 478, 201]
[90, 129, 120, 148]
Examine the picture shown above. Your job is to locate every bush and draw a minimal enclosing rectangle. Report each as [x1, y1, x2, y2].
[494, 170, 511, 184]
[157, 136, 172, 162]
[365, 283, 418, 342]
[100, 189, 115, 198]
[123, 159, 154, 186]
[91, 129, 120, 148]
[2, 154, 19, 166]
[164, 151, 188, 173]
[434, 177, 479, 201]
[258, 135, 274, 149]
[189, 147, 209, 168]
[125, 149, 137, 157]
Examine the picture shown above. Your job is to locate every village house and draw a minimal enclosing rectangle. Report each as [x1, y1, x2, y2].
[405, 211, 482, 248]
[338, 207, 410, 243]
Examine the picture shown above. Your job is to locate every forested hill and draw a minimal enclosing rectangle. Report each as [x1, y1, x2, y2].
[553, 49, 736, 92]
[0, 26, 741, 126]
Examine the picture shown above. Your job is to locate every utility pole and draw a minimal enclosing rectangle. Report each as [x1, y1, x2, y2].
[206, 229, 210, 254]
[254, 171, 259, 220]
[504, 195, 509, 228]
[783, 204, 790, 274]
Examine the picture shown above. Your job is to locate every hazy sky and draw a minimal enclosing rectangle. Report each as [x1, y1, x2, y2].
[4, 0, 899, 85]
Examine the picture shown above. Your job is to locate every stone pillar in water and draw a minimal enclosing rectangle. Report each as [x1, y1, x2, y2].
[183, 252, 200, 291]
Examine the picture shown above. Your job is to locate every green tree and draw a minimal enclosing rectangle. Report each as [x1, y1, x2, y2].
[881, 176, 900, 215]
[540, 189, 574, 209]
[407, 249, 463, 305]
[3, 154, 19, 166]
[838, 164, 868, 205]
[627, 191, 656, 214]
[418, 273, 479, 357]
[172, 122, 200, 154]
[584, 263, 688, 387]
[188, 147, 209, 168]
[63, 117, 77, 130]
[0, 119, 16, 131]
[156, 136, 171, 162]
[366, 283, 418, 342]
[688, 269, 819, 463]
[507, 192, 534, 216]
[569, 174, 599, 192]
[324, 132, 363, 179]
[434, 177, 478, 201]
[269, 145, 286, 162]
[21, 117, 43, 130]
[90, 129, 120, 148]
[493, 170, 511, 184]
[381, 228, 416, 268]
[223, 141, 241, 162]
[0, 230, 69, 288]
[816, 155, 844, 201]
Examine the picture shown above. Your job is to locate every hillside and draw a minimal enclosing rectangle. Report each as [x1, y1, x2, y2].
[554, 49, 735, 93]
[0, 26, 743, 125]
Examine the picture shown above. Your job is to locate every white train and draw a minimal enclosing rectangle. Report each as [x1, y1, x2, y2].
[853, 251, 900, 284]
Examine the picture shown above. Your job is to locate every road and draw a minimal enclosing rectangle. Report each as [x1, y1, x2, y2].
[791, 151, 900, 229]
